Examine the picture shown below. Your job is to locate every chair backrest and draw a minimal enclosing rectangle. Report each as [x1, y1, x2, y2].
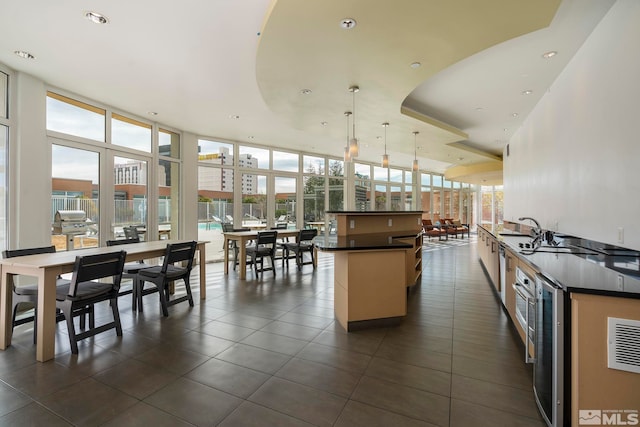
[298, 228, 318, 243]
[3, 245, 56, 259]
[272, 223, 287, 230]
[255, 231, 278, 247]
[161, 241, 197, 274]
[106, 237, 140, 246]
[221, 223, 234, 233]
[123, 226, 139, 240]
[68, 251, 127, 297]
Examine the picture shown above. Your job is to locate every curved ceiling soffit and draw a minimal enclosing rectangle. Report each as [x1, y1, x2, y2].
[256, 0, 560, 165]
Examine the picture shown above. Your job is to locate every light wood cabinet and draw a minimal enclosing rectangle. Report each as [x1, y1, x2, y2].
[504, 247, 518, 322]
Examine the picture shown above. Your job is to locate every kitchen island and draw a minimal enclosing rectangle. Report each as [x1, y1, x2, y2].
[316, 211, 423, 332]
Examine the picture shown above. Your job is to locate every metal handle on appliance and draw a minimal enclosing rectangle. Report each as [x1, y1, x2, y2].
[513, 283, 536, 364]
[526, 297, 536, 364]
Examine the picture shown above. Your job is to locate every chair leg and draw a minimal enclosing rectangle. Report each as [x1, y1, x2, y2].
[157, 281, 170, 317]
[61, 303, 79, 354]
[110, 297, 123, 336]
[183, 278, 194, 307]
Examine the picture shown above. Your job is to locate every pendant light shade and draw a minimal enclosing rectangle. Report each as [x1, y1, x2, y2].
[348, 86, 360, 158]
[344, 111, 352, 162]
[381, 122, 389, 168]
[412, 131, 419, 171]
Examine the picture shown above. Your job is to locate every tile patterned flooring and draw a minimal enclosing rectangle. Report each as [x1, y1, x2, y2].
[0, 236, 547, 426]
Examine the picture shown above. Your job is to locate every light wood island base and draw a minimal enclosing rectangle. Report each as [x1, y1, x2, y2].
[333, 249, 407, 331]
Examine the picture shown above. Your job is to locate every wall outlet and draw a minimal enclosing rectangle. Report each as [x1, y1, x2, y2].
[617, 275, 624, 291]
[618, 227, 624, 244]
[388, 218, 393, 227]
[350, 219, 355, 229]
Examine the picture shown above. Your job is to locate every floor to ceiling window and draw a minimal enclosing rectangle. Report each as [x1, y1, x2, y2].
[46, 91, 176, 249]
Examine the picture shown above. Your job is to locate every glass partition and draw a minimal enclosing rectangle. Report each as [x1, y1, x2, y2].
[113, 156, 147, 240]
[274, 176, 296, 227]
[52, 145, 100, 250]
[242, 173, 267, 227]
[160, 129, 181, 159]
[159, 159, 179, 239]
[111, 113, 151, 152]
[239, 145, 269, 170]
[273, 150, 299, 172]
[46, 92, 105, 142]
[303, 155, 325, 175]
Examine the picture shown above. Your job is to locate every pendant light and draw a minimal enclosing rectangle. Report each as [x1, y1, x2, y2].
[381, 122, 389, 168]
[344, 111, 352, 162]
[348, 85, 360, 158]
[412, 131, 419, 172]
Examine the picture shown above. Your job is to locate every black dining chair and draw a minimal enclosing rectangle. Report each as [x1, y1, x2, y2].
[246, 230, 278, 277]
[2, 246, 69, 343]
[134, 241, 197, 316]
[55, 250, 126, 354]
[280, 229, 318, 270]
[106, 237, 156, 306]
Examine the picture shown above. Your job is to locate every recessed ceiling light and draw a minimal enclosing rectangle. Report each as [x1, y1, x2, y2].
[147, 111, 158, 116]
[512, 112, 519, 117]
[247, 136, 255, 139]
[229, 115, 240, 119]
[320, 121, 328, 126]
[85, 11, 109, 24]
[475, 107, 484, 111]
[410, 62, 421, 69]
[503, 128, 508, 132]
[300, 89, 312, 95]
[340, 18, 357, 30]
[522, 90, 533, 95]
[542, 50, 557, 59]
[14, 50, 35, 59]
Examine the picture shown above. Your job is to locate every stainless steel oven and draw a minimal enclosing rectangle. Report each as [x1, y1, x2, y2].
[513, 267, 536, 363]
[534, 274, 565, 427]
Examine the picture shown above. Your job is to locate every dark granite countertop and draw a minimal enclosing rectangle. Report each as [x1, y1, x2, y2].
[480, 225, 640, 296]
[313, 232, 419, 251]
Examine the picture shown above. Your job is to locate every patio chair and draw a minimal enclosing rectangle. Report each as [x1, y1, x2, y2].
[2, 246, 69, 343]
[55, 250, 126, 354]
[422, 219, 445, 241]
[135, 241, 197, 316]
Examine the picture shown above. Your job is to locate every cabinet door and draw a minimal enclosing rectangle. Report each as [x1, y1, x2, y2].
[505, 249, 518, 323]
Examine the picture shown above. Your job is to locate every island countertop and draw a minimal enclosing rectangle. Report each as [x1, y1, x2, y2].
[313, 232, 419, 251]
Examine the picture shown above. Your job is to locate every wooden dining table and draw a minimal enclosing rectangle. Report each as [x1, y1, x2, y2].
[0, 240, 207, 362]
[223, 229, 302, 280]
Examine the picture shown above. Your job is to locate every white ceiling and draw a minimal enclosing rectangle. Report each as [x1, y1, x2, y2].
[0, 0, 615, 181]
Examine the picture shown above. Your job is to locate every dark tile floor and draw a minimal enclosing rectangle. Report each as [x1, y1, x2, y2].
[0, 236, 546, 426]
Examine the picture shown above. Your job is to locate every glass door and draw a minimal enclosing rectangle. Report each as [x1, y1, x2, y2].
[113, 155, 148, 240]
[273, 176, 296, 229]
[51, 144, 100, 250]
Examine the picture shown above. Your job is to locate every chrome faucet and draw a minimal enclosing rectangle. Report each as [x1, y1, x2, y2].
[518, 217, 543, 248]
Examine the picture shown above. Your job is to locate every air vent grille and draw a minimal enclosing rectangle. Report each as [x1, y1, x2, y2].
[608, 317, 640, 374]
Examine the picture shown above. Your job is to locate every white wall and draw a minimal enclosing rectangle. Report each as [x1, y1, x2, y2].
[11, 72, 52, 248]
[504, 0, 640, 250]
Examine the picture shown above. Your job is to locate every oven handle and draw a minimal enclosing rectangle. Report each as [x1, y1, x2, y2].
[526, 297, 536, 364]
[513, 283, 536, 364]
